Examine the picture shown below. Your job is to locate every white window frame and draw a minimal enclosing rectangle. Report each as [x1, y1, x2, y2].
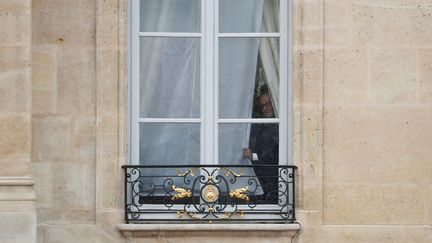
[128, 0, 293, 167]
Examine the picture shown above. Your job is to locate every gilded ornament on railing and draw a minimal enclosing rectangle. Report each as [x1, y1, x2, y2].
[176, 168, 195, 177]
[222, 168, 244, 177]
[201, 184, 219, 203]
[171, 185, 192, 200]
[229, 186, 249, 201]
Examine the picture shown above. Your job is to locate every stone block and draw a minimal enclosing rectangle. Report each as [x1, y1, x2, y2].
[302, 183, 322, 210]
[32, 47, 58, 114]
[0, 115, 30, 160]
[52, 163, 95, 208]
[129, 235, 294, 243]
[371, 49, 417, 103]
[37, 227, 45, 243]
[324, 0, 351, 27]
[32, 1, 95, 47]
[32, 89, 57, 114]
[32, 48, 56, 91]
[351, 3, 374, 47]
[321, 225, 430, 243]
[296, 227, 323, 243]
[0, 161, 30, 177]
[0, 185, 35, 202]
[324, 48, 368, 105]
[32, 116, 72, 162]
[96, 212, 124, 242]
[292, 48, 302, 102]
[31, 162, 53, 208]
[324, 0, 352, 46]
[302, 28, 323, 47]
[419, 49, 432, 103]
[73, 117, 96, 162]
[302, 0, 323, 28]
[37, 208, 95, 224]
[0, 11, 30, 45]
[99, 116, 118, 136]
[56, 49, 95, 116]
[370, 2, 432, 46]
[0, 212, 36, 242]
[301, 49, 323, 104]
[40, 225, 111, 243]
[96, 0, 120, 49]
[324, 26, 352, 47]
[0, 70, 30, 112]
[98, 135, 119, 162]
[32, 0, 94, 12]
[300, 106, 323, 171]
[324, 184, 425, 225]
[324, 106, 432, 185]
[0, 201, 35, 213]
[32, 116, 96, 162]
[428, 227, 432, 242]
[427, 186, 432, 225]
[96, 51, 118, 116]
[295, 209, 322, 228]
[99, 162, 117, 209]
[0, 46, 28, 72]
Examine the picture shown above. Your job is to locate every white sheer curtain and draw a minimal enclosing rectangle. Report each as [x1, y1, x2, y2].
[138, 1, 201, 191]
[218, 0, 264, 168]
[139, 0, 201, 169]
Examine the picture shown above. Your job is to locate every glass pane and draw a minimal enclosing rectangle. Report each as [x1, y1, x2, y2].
[139, 123, 200, 165]
[219, 123, 279, 198]
[140, 0, 201, 32]
[139, 123, 200, 198]
[219, 0, 279, 33]
[219, 38, 279, 118]
[140, 37, 200, 118]
[219, 123, 278, 165]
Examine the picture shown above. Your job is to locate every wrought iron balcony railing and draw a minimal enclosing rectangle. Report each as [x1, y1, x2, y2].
[122, 164, 297, 223]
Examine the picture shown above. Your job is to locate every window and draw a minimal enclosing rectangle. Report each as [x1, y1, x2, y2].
[126, 0, 294, 222]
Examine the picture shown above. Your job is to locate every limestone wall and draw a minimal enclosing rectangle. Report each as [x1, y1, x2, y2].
[296, 0, 432, 242]
[0, 0, 36, 242]
[1, 0, 431, 242]
[31, 0, 124, 242]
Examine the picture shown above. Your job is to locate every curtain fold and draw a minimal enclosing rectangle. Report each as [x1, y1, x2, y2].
[218, 0, 265, 194]
[259, 0, 280, 116]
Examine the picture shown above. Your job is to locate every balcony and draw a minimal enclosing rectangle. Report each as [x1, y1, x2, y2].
[122, 164, 297, 223]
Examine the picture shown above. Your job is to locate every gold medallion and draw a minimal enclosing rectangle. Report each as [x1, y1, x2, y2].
[201, 184, 219, 203]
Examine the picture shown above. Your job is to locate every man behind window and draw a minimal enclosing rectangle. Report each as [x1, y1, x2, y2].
[243, 91, 279, 203]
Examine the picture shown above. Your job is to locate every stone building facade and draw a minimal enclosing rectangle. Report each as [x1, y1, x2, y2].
[0, 0, 431, 242]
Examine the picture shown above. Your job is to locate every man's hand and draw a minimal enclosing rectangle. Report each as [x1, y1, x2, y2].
[243, 148, 253, 160]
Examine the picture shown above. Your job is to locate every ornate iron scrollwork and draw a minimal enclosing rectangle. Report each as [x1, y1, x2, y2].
[123, 165, 297, 223]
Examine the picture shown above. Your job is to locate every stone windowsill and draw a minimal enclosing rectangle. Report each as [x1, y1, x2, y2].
[117, 223, 301, 237]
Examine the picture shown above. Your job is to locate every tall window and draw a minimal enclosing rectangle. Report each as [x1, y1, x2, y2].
[130, 0, 291, 174]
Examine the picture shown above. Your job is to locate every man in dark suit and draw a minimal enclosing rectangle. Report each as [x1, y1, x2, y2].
[243, 93, 279, 203]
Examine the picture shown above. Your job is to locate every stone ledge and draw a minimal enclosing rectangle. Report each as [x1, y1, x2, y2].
[117, 223, 301, 237]
[0, 177, 34, 186]
[0, 177, 36, 201]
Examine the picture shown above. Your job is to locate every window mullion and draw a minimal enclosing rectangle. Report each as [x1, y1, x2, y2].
[280, 0, 289, 165]
[213, 0, 219, 166]
[203, 0, 216, 165]
[131, 0, 140, 165]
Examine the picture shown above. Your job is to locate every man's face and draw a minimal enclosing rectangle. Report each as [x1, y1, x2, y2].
[259, 94, 274, 118]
